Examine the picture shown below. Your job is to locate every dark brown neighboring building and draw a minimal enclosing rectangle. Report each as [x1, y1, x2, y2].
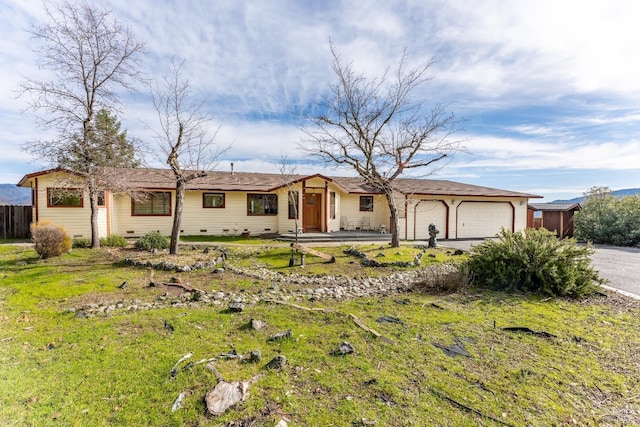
[527, 203, 581, 238]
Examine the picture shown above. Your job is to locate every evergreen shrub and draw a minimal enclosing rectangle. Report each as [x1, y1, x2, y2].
[134, 231, 169, 251]
[465, 228, 603, 297]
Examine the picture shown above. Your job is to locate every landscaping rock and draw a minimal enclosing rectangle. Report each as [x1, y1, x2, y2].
[265, 355, 287, 370]
[228, 302, 245, 313]
[65, 262, 461, 318]
[331, 341, 355, 356]
[248, 350, 262, 362]
[250, 319, 267, 330]
[74, 310, 88, 319]
[268, 329, 293, 341]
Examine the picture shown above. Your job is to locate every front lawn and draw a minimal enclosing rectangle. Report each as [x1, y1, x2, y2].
[0, 244, 638, 426]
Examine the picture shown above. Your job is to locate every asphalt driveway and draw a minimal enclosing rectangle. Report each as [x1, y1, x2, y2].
[441, 239, 640, 299]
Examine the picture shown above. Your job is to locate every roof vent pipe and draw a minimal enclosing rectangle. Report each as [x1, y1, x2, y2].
[230, 162, 234, 175]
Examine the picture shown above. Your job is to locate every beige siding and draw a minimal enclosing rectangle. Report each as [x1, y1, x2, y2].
[181, 191, 279, 235]
[278, 186, 302, 234]
[339, 193, 389, 232]
[513, 199, 528, 231]
[98, 207, 108, 237]
[327, 185, 342, 232]
[305, 177, 327, 188]
[112, 193, 174, 236]
[33, 173, 92, 238]
[113, 190, 281, 237]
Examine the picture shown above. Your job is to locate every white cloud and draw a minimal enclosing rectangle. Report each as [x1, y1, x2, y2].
[3, 0, 640, 205]
[456, 135, 640, 171]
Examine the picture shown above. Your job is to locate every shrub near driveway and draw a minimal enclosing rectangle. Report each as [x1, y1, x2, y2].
[465, 228, 604, 297]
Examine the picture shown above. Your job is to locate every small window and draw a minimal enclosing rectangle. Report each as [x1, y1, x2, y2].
[359, 196, 374, 212]
[132, 192, 171, 216]
[47, 188, 83, 207]
[203, 193, 225, 208]
[247, 194, 278, 215]
[288, 191, 299, 219]
[330, 192, 336, 219]
[97, 190, 106, 207]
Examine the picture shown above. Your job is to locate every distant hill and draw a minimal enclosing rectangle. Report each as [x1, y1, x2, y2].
[0, 184, 31, 205]
[553, 188, 640, 204]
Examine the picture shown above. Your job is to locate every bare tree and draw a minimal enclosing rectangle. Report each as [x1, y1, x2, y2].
[302, 44, 462, 247]
[20, 1, 144, 248]
[278, 152, 301, 244]
[149, 59, 225, 255]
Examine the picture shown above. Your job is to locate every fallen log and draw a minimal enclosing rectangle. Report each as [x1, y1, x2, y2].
[349, 313, 394, 345]
[291, 243, 336, 263]
[149, 281, 205, 293]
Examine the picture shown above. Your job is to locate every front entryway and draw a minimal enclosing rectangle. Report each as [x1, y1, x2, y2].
[303, 192, 322, 232]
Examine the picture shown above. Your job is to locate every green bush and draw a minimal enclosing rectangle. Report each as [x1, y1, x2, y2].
[575, 187, 640, 247]
[134, 231, 169, 251]
[465, 228, 603, 297]
[100, 234, 128, 248]
[31, 220, 72, 259]
[72, 238, 92, 248]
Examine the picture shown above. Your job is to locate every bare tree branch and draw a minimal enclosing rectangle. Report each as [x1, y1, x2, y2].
[147, 58, 228, 255]
[301, 43, 463, 247]
[19, 1, 145, 248]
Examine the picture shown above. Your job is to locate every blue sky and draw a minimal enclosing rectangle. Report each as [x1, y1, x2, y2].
[2, 0, 639, 201]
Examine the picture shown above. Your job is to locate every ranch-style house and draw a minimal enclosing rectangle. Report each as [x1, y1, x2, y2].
[17, 167, 541, 241]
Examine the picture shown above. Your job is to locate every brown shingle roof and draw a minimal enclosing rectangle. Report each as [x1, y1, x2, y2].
[21, 167, 542, 199]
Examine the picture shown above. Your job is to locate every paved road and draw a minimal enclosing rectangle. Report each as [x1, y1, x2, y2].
[590, 245, 640, 299]
[440, 239, 640, 299]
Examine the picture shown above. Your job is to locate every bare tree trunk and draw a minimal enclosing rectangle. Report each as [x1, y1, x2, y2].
[88, 177, 101, 249]
[383, 188, 400, 247]
[170, 181, 185, 255]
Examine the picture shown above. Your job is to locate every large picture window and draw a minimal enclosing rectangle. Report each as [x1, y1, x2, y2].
[359, 195, 374, 212]
[288, 191, 299, 219]
[247, 194, 278, 215]
[47, 188, 83, 207]
[203, 193, 225, 208]
[132, 192, 171, 216]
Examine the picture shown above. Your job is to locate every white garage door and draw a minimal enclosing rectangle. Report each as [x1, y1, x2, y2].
[457, 202, 513, 238]
[414, 201, 447, 240]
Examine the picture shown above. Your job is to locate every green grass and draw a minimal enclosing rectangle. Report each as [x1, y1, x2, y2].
[230, 243, 461, 277]
[0, 244, 638, 426]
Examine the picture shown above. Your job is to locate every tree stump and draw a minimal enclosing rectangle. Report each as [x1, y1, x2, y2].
[204, 364, 263, 416]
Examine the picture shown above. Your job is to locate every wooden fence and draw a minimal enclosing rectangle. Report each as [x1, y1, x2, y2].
[0, 205, 32, 239]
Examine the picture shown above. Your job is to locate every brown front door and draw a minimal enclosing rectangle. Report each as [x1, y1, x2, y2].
[303, 192, 322, 232]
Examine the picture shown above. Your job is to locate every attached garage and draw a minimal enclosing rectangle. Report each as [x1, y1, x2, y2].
[456, 201, 514, 238]
[413, 200, 448, 240]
